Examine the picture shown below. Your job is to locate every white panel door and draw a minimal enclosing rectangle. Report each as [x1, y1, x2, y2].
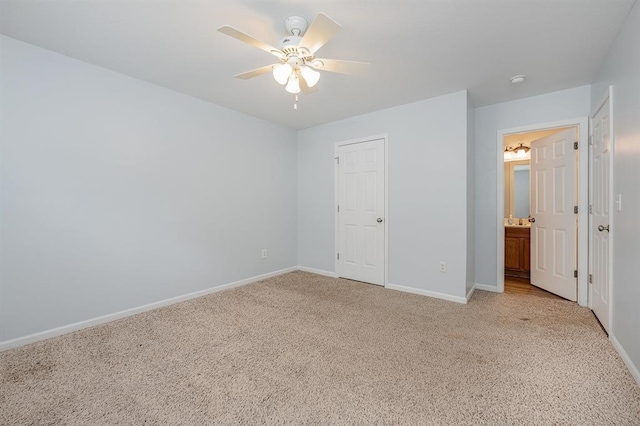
[590, 99, 611, 332]
[530, 128, 577, 301]
[336, 139, 385, 285]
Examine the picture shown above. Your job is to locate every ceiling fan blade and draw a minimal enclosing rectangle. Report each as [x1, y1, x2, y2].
[217, 26, 285, 59]
[234, 64, 276, 80]
[299, 13, 341, 55]
[312, 59, 370, 75]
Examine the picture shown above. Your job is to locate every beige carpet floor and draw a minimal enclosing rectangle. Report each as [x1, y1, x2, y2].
[1, 271, 639, 425]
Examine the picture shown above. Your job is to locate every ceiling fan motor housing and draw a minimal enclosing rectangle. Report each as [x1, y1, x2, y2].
[278, 35, 313, 61]
[279, 35, 302, 49]
[280, 16, 312, 60]
[284, 16, 308, 36]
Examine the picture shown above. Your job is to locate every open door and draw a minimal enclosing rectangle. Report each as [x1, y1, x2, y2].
[589, 96, 611, 332]
[529, 128, 578, 301]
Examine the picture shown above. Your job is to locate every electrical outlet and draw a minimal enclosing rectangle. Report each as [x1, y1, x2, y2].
[439, 261, 447, 273]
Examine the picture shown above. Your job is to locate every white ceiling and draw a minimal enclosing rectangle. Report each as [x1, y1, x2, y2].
[0, 1, 635, 129]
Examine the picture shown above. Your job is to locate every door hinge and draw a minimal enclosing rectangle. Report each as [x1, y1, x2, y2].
[589, 135, 593, 145]
[335, 156, 339, 164]
[589, 205, 593, 214]
[574, 270, 578, 278]
[574, 141, 579, 150]
[337, 205, 340, 213]
[589, 274, 593, 284]
[337, 253, 340, 260]
[574, 205, 578, 214]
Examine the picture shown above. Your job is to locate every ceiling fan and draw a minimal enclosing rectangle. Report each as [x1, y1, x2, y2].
[217, 13, 370, 95]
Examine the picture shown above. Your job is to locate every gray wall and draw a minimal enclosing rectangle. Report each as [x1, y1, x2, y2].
[591, 0, 640, 375]
[474, 86, 591, 288]
[0, 36, 298, 342]
[297, 91, 470, 300]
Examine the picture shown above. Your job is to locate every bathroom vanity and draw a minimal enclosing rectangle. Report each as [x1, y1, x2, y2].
[505, 225, 531, 279]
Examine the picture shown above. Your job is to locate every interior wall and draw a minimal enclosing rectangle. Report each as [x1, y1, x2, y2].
[297, 91, 470, 300]
[474, 85, 591, 289]
[0, 36, 298, 342]
[591, 0, 640, 376]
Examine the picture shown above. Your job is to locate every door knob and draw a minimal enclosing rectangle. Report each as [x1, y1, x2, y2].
[529, 217, 535, 223]
[377, 217, 383, 223]
[598, 225, 610, 232]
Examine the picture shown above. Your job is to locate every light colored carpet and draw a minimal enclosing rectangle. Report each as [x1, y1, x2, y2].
[1, 271, 639, 425]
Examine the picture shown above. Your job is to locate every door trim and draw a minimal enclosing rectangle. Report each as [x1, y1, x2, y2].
[334, 134, 389, 287]
[496, 118, 589, 306]
[589, 86, 614, 330]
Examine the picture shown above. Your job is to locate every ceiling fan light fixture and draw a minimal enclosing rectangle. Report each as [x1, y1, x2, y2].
[300, 66, 320, 87]
[273, 63, 293, 85]
[285, 74, 301, 94]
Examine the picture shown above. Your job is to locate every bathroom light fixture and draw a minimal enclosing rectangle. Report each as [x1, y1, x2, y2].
[504, 147, 513, 161]
[515, 143, 530, 157]
[504, 143, 530, 161]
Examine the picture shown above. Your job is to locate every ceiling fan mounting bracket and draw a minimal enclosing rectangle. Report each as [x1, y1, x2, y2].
[284, 16, 308, 36]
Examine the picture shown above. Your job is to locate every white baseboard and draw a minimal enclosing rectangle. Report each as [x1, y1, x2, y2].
[0, 266, 297, 353]
[474, 283, 500, 293]
[386, 283, 467, 304]
[296, 266, 337, 278]
[301, 270, 468, 305]
[466, 284, 476, 302]
[610, 333, 640, 387]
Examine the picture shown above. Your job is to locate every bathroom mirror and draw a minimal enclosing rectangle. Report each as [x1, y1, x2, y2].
[504, 160, 530, 218]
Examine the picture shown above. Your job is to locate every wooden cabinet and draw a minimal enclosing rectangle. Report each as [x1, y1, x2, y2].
[505, 226, 530, 279]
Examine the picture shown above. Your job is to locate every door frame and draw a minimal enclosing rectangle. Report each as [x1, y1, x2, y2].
[496, 118, 589, 306]
[589, 86, 614, 329]
[334, 134, 389, 287]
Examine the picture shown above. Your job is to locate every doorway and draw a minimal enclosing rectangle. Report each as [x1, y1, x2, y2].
[497, 118, 589, 306]
[334, 135, 388, 286]
[504, 127, 576, 298]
